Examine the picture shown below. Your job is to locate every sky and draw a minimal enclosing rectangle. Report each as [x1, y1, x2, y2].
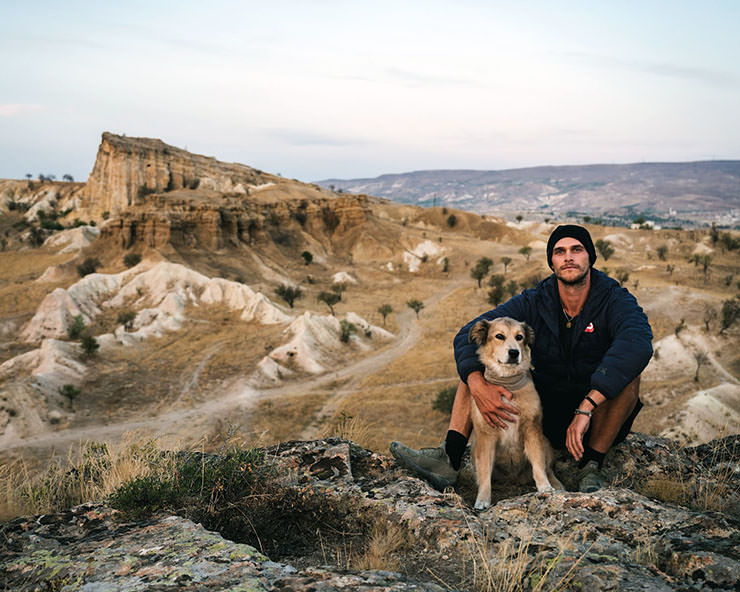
[1, 0, 739, 183]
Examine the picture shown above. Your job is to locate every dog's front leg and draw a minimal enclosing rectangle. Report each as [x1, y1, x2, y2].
[473, 432, 496, 510]
[523, 425, 554, 492]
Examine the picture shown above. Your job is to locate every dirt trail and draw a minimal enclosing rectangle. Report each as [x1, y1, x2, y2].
[6, 273, 468, 455]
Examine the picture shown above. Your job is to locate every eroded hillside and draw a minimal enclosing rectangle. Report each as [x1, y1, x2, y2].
[1, 133, 739, 473]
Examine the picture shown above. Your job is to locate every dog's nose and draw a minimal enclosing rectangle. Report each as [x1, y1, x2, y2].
[508, 348, 520, 360]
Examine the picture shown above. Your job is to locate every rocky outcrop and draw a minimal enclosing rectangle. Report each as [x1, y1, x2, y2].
[82, 133, 272, 217]
[2, 435, 739, 591]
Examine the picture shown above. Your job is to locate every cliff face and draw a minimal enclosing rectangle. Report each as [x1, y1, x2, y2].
[2, 435, 739, 591]
[83, 133, 272, 217]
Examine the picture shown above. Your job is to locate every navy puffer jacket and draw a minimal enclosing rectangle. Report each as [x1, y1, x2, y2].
[454, 269, 653, 439]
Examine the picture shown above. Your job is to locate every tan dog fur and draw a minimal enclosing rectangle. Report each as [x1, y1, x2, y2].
[469, 317, 563, 509]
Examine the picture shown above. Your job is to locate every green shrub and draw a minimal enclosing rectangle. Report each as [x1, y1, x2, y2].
[67, 315, 85, 339]
[340, 320, 356, 343]
[80, 335, 99, 357]
[76, 257, 101, 277]
[59, 384, 80, 401]
[117, 311, 136, 331]
[123, 253, 142, 268]
[433, 386, 457, 414]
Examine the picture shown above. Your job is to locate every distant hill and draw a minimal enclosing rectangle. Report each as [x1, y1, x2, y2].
[319, 161, 740, 227]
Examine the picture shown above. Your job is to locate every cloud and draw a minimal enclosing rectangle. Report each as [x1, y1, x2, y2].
[263, 128, 364, 147]
[565, 52, 740, 87]
[0, 104, 46, 117]
[385, 67, 477, 88]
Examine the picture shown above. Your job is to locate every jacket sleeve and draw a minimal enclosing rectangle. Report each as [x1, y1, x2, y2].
[453, 292, 531, 384]
[590, 287, 653, 398]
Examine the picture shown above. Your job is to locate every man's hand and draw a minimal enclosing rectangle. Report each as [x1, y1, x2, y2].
[566, 414, 591, 461]
[467, 371, 519, 429]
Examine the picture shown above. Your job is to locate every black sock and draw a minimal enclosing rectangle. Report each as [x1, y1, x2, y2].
[578, 445, 606, 469]
[445, 430, 468, 471]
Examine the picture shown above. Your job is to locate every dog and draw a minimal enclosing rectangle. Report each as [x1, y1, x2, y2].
[468, 317, 563, 509]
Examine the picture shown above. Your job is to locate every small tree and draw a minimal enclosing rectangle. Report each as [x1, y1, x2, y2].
[331, 282, 348, 295]
[694, 351, 708, 382]
[77, 257, 101, 277]
[59, 384, 80, 402]
[674, 318, 686, 337]
[720, 298, 740, 334]
[446, 214, 457, 228]
[615, 269, 630, 286]
[703, 306, 717, 332]
[432, 386, 457, 414]
[470, 257, 493, 288]
[62, 174, 74, 182]
[275, 284, 303, 308]
[318, 291, 341, 315]
[117, 311, 136, 331]
[68, 315, 85, 339]
[407, 299, 424, 319]
[301, 251, 313, 266]
[339, 320, 356, 343]
[123, 253, 142, 268]
[666, 264, 675, 275]
[596, 239, 614, 261]
[442, 257, 449, 273]
[656, 245, 668, 261]
[501, 256, 512, 275]
[701, 255, 711, 278]
[378, 304, 393, 326]
[80, 335, 99, 357]
[518, 246, 532, 261]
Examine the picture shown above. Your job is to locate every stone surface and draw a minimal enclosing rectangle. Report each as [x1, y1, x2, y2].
[2, 435, 739, 591]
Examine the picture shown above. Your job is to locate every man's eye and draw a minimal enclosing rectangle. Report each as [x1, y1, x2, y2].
[495, 334, 505, 340]
[515, 334, 523, 341]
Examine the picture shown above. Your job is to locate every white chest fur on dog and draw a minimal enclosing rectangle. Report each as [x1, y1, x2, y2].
[468, 317, 563, 510]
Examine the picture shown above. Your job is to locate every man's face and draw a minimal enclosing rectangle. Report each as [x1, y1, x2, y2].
[551, 237, 590, 285]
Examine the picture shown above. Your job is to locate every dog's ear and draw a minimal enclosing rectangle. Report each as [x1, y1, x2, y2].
[469, 320, 490, 345]
[522, 323, 535, 347]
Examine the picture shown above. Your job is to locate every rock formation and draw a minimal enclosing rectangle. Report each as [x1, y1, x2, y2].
[2, 435, 739, 591]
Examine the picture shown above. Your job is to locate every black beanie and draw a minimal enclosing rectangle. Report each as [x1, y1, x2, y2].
[546, 225, 597, 269]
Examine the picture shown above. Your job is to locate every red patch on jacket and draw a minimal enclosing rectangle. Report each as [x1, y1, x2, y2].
[584, 322, 594, 333]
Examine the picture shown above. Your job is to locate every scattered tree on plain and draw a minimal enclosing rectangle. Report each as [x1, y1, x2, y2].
[596, 239, 614, 261]
[407, 299, 424, 319]
[720, 298, 740, 334]
[318, 291, 341, 315]
[378, 304, 393, 326]
[123, 253, 142, 268]
[518, 246, 532, 261]
[501, 256, 512, 275]
[339, 320, 356, 343]
[77, 257, 101, 277]
[275, 284, 303, 308]
[470, 257, 493, 287]
[301, 251, 313, 265]
[80, 335, 99, 357]
[694, 351, 708, 382]
[656, 245, 668, 261]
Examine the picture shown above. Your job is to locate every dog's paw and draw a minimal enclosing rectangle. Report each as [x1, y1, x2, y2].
[474, 499, 491, 510]
[536, 484, 555, 493]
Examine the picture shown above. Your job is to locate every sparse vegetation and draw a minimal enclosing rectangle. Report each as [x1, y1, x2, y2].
[275, 284, 303, 308]
[339, 320, 356, 343]
[674, 318, 686, 336]
[67, 315, 85, 339]
[471, 257, 493, 288]
[80, 335, 100, 357]
[656, 245, 668, 261]
[123, 253, 142, 268]
[720, 298, 740, 334]
[59, 384, 80, 401]
[694, 351, 708, 382]
[500, 256, 512, 275]
[378, 304, 393, 326]
[432, 385, 457, 414]
[407, 299, 424, 319]
[301, 250, 313, 265]
[117, 311, 137, 331]
[596, 239, 614, 261]
[76, 257, 101, 277]
[446, 214, 457, 228]
[318, 291, 341, 315]
[615, 268, 630, 286]
[518, 246, 532, 261]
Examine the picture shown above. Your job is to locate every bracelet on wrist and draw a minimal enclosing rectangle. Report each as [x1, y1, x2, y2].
[584, 395, 599, 409]
[574, 409, 592, 418]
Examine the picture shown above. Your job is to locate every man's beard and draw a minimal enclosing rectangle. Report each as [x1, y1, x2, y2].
[556, 266, 589, 286]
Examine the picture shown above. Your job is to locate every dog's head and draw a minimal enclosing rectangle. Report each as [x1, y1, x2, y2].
[468, 317, 534, 378]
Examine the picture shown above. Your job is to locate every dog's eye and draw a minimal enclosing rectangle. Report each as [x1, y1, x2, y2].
[495, 333, 505, 340]
[515, 334, 523, 341]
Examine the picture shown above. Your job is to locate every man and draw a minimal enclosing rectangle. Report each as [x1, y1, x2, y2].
[391, 225, 653, 492]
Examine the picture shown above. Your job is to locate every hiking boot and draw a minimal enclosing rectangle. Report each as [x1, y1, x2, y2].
[389, 441, 458, 491]
[578, 460, 605, 493]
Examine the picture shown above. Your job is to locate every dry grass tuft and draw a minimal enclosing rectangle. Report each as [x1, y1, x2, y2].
[319, 411, 374, 448]
[352, 518, 411, 571]
[0, 432, 175, 520]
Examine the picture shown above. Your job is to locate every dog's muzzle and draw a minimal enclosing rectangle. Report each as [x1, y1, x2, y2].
[507, 349, 520, 362]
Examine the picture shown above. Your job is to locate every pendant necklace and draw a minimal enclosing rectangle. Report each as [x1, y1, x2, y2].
[562, 306, 576, 329]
